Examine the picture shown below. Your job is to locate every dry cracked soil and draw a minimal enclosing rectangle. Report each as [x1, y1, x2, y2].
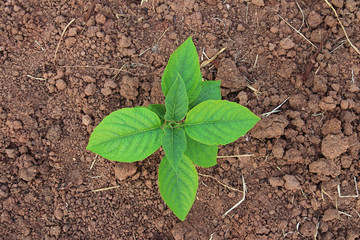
[0, 0, 360, 239]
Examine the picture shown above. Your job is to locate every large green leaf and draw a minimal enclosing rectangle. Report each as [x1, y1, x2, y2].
[162, 126, 186, 170]
[188, 73, 203, 106]
[189, 80, 221, 109]
[161, 37, 201, 98]
[184, 134, 218, 167]
[87, 107, 163, 162]
[158, 155, 198, 221]
[146, 104, 166, 124]
[164, 74, 188, 121]
[185, 100, 260, 145]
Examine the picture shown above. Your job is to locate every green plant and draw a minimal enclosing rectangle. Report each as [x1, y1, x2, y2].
[87, 37, 260, 220]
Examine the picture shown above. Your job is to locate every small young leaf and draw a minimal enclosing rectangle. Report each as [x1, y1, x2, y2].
[87, 107, 163, 162]
[158, 155, 198, 221]
[146, 104, 166, 124]
[164, 74, 188, 121]
[162, 126, 186, 170]
[184, 134, 218, 167]
[185, 100, 260, 145]
[189, 80, 221, 109]
[161, 37, 201, 98]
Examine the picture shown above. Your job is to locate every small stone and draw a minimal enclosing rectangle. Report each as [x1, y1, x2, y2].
[171, 222, 188, 240]
[341, 156, 352, 168]
[283, 175, 301, 190]
[1, 211, 12, 223]
[95, 13, 106, 25]
[313, 75, 327, 93]
[279, 38, 295, 50]
[85, 83, 96, 96]
[46, 125, 61, 142]
[104, 80, 117, 89]
[277, 61, 296, 80]
[5, 149, 19, 159]
[237, 92, 248, 105]
[65, 37, 76, 48]
[67, 27, 77, 37]
[252, 0, 265, 7]
[0, 185, 9, 198]
[251, 115, 289, 139]
[272, 143, 284, 159]
[206, 33, 217, 41]
[54, 208, 64, 220]
[19, 166, 37, 182]
[341, 100, 349, 109]
[120, 76, 140, 100]
[6, 120, 23, 130]
[82, 76, 96, 83]
[321, 118, 342, 135]
[310, 29, 326, 43]
[289, 94, 307, 110]
[145, 180, 152, 189]
[324, 15, 337, 27]
[101, 87, 112, 96]
[319, 100, 336, 111]
[49, 226, 61, 238]
[331, 0, 344, 8]
[56, 79, 67, 90]
[204, 0, 217, 5]
[349, 84, 359, 93]
[118, 35, 132, 48]
[114, 162, 137, 180]
[300, 221, 316, 237]
[82, 115, 93, 126]
[237, 24, 245, 32]
[321, 134, 349, 159]
[269, 177, 284, 187]
[54, 15, 65, 23]
[323, 208, 339, 221]
[217, 58, 246, 91]
[284, 148, 304, 164]
[309, 159, 341, 177]
[345, 0, 357, 12]
[307, 11, 323, 28]
[86, 26, 100, 38]
[96, 31, 105, 38]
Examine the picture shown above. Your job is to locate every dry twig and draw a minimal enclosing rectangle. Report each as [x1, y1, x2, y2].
[198, 173, 243, 193]
[53, 18, 76, 64]
[92, 185, 121, 192]
[200, 48, 226, 68]
[324, 0, 360, 56]
[302, 32, 329, 81]
[277, 14, 317, 49]
[223, 175, 246, 216]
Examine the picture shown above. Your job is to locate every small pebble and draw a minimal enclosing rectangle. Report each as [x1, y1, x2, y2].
[56, 79, 67, 90]
[85, 83, 96, 96]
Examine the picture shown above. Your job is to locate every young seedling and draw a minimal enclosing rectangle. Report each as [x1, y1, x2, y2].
[87, 37, 260, 221]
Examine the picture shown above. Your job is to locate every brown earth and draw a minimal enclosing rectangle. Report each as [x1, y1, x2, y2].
[1, 0, 360, 239]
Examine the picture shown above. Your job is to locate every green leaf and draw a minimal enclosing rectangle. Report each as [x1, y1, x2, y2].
[158, 155, 198, 221]
[146, 104, 166, 124]
[162, 126, 186, 170]
[184, 134, 218, 167]
[161, 37, 201, 98]
[164, 74, 188, 121]
[189, 80, 221, 109]
[87, 107, 163, 162]
[185, 100, 260, 145]
[188, 73, 203, 106]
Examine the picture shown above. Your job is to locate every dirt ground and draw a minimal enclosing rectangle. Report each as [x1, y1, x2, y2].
[1, 0, 360, 239]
